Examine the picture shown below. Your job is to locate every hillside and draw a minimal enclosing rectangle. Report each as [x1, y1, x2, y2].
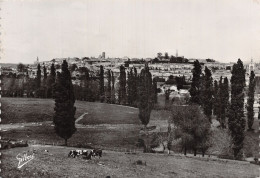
[2, 97, 259, 156]
[1, 145, 258, 178]
[1, 97, 139, 124]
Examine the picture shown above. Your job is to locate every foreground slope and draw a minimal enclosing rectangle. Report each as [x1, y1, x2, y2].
[2, 145, 259, 178]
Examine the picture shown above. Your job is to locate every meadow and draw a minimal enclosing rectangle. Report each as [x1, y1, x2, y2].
[1, 145, 259, 178]
[1, 97, 259, 177]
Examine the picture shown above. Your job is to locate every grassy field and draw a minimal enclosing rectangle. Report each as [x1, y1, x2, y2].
[1, 98, 169, 150]
[2, 97, 259, 157]
[1, 97, 259, 177]
[1, 97, 140, 125]
[2, 145, 259, 178]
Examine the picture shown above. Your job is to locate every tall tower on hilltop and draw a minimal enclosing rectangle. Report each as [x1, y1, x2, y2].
[34, 56, 39, 65]
[249, 58, 255, 73]
[176, 50, 178, 57]
[102, 52, 105, 59]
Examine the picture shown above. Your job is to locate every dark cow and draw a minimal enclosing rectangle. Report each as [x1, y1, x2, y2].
[85, 150, 93, 160]
[92, 149, 102, 158]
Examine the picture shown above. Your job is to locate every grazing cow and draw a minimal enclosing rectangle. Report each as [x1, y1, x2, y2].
[68, 150, 81, 158]
[68, 150, 77, 158]
[68, 149, 88, 158]
[82, 150, 88, 156]
[92, 149, 102, 158]
[85, 150, 93, 160]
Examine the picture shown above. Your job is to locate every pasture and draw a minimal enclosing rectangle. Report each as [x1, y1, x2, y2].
[1, 145, 259, 178]
[1, 97, 140, 125]
[1, 97, 259, 177]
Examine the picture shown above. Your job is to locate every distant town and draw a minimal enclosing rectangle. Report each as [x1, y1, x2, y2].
[1, 52, 259, 89]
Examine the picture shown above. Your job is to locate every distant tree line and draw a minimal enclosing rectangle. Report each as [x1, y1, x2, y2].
[2, 62, 158, 109]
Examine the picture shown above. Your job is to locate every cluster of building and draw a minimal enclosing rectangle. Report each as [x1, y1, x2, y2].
[1, 52, 259, 94]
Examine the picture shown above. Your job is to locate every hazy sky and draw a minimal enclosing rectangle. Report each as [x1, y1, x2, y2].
[1, 0, 260, 64]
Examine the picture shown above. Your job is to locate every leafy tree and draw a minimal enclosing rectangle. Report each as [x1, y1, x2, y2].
[55, 64, 61, 69]
[167, 122, 173, 154]
[176, 75, 186, 90]
[99, 65, 105, 102]
[172, 105, 211, 156]
[165, 89, 170, 101]
[70, 64, 78, 72]
[228, 59, 246, 159]
[17, 63, 26, 73]
[189, 60, 202, 104]
[138, 63, 154, 128]
[164, 52, 169, 59]
[202, 67, 213, 121]
[247, 71, 256, 131]
[118, 65, 127, 104]
[157, 52, 162, 59]
[53, 60, 76, 146]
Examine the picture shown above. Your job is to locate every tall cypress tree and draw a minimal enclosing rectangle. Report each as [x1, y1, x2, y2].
[153, 77, 158, 104]
[133, 67, 138, 106]
[127, 68, 134, 106]
[111, 71, 116, 104]
[220, 77, 229, 128]
[43, 65, 47, 81]
[36, 64, 41, 89]
[83, 68, 90, 101]
[119, 65, 127, 104]
[53, 60, 76, 146]
[228, 59, 246, 159]
[202, 67, 213, 121]
[216, 77, 223, 121]
[48, 63, 56, 98]
[247, 71, 256, 131]
[138, 63, 154, 128]
[213, 80, 219, 115]
[99, 65, 105, 102]
[43, 65, 48, 98]
[189, 60, 202, 104]
[223, 77, 229, 106]
[107, 69, 112, 103]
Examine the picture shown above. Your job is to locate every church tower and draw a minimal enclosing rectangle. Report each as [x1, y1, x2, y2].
[34, 56, 39, 65]
[249, 58, 255, 73]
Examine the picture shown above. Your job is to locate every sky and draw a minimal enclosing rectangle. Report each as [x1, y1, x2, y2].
[1, 0, 260, 64]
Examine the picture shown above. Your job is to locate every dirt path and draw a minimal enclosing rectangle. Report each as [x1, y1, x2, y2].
[1, 113, 88, 131]
[1, 121, 52, 131]
[75, 112, 88, 123]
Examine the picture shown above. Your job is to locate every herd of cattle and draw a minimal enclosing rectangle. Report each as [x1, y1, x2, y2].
[68, 149, 102, 160]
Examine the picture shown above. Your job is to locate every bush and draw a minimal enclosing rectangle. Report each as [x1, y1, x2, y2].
[136, 139, 145, 148]
[0, 139, 28, 150]
[135, 160, 146, 166]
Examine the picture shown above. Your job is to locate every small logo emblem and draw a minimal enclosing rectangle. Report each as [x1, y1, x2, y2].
[16, 152, 35, 169]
